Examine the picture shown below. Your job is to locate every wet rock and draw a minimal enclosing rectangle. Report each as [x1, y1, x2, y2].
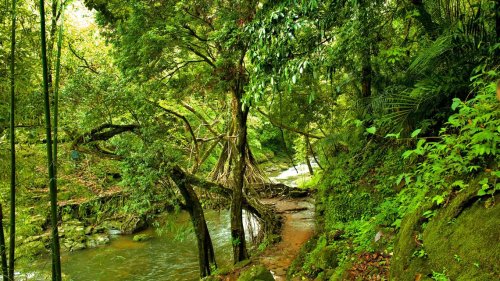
[93, 225, 107, 234]
[238, 265, 275, 281]
[86, 234, 110, 248]
[60, 221, 86, 244]
[108, 229, 122, 235]
[289, 189, 309, 198]
[202, 276, 222, 281]
[62, 239, 86, 252]
[121, 215, 147, 234]
[102, 214, 146, 235]
[71, 242, 86, 251]
[133, 234, 152, 242]
[21, 240, 47, 256]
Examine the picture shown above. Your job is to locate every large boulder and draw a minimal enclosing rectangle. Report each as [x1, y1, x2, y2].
[238, 265, 275, 281]
[391, 189, 500, 281]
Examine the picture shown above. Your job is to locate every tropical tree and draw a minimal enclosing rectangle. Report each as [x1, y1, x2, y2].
[83, 0, 272, 264]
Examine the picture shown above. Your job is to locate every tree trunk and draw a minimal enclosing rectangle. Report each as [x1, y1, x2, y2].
[360, 2, 372, 119]
[496, 0, 500, 40]
[47, 0, 59, 92]
[410, 0, 439, 38]
[171, 167, 217, 278]
[306, 136, 323, 171]
[305, 137, 314, 175]
[230, 83, 249, 263]
[361, 53, 372, 99]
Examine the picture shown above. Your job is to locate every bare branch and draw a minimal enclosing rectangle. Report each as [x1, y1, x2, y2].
[68, 42, 100, 74]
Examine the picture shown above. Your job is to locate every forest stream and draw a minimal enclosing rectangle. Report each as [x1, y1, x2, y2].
[20, 162, 316, 281]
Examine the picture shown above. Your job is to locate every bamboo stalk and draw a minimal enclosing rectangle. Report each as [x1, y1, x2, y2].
[53, 1, 64, 185]
[39, 0, 62, 279]
[0, 204, 8, 281]
[9, 0, 17, 279]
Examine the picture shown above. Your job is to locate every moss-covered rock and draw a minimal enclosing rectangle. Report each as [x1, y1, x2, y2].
[103, 214, 146, 235]
[392, 190, 500, 281]
[133, 233, 153, 242]
[237, 265, 275, 281]
[86, 233, 110, 248]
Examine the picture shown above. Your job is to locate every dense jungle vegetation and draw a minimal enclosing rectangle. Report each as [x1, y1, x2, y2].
[0, 0, 499, 280]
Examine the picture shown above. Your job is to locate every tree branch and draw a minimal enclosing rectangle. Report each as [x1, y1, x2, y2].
[151, 101, 200, 162]
[72, 124, 139, 149]
[257, 108, 323, 139]
[185, 45, 216, 68]
[68, 42, 100, 74]
[181, 101, 220, 137]
[182, 23, 209, 42]
[160, 60, 205, 83]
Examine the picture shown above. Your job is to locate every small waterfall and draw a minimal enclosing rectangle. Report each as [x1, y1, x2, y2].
[269, 158, 319, 187]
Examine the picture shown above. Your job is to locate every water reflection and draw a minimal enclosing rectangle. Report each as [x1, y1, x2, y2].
[23, 211, 232, 281]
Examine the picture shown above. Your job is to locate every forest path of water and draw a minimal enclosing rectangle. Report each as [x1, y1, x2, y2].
[258, 197, 315, 281]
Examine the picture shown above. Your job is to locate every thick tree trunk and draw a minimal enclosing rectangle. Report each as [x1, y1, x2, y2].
[171, 167, 217, 278]
[173, 166, 281, 238]
[230, 85, 249, 263]
[361, 53, 372, 99]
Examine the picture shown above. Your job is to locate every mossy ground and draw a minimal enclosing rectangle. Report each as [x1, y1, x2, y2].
[392, 190, 500, 281]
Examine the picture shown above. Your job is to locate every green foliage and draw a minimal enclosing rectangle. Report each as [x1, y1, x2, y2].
[402, 78, 500, 201]
[0, 0, 499, 278]
[431, 269, 450, 281]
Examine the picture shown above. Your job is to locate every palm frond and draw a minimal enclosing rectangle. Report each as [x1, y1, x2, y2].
[408, 34, 453, 76]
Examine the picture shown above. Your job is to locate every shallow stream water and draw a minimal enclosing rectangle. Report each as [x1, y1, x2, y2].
[21, 161, 316, 281]
[23, 211, 232, 281]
